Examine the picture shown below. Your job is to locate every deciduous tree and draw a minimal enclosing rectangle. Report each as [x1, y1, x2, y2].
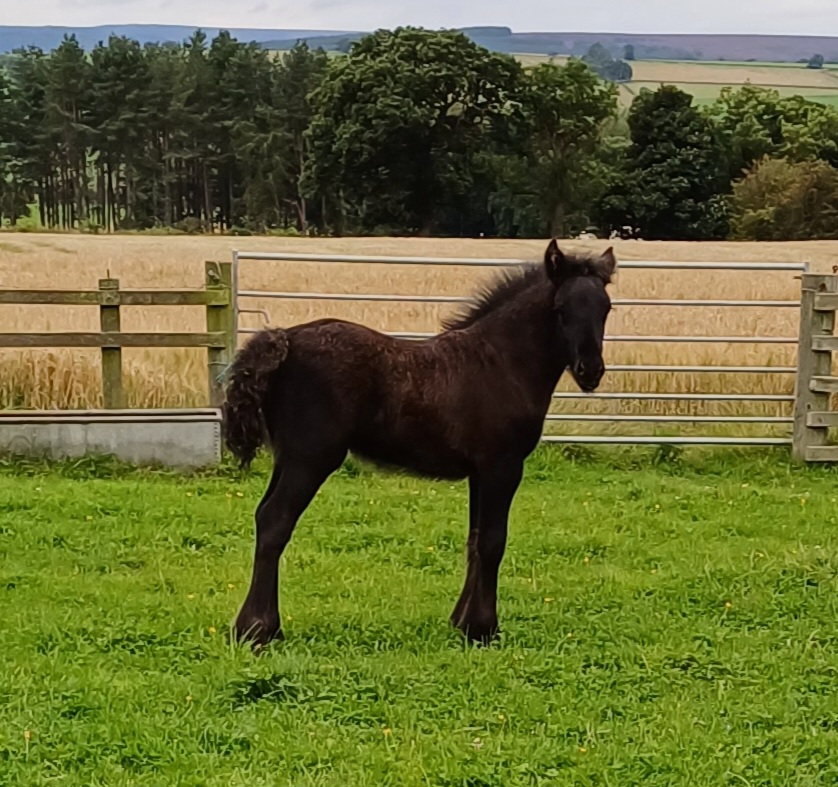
[598, 86, 729, 240]
[303, 27, 523, 235]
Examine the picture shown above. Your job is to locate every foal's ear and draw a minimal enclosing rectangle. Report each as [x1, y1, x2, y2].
[593, 246, 618, 283]
[544, 238, 568, 284]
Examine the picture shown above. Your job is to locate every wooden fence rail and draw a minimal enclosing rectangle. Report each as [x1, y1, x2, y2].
[0, 261, 235, 409]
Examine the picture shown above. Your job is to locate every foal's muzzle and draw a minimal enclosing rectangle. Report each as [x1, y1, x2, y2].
[572, 360, 605, 393]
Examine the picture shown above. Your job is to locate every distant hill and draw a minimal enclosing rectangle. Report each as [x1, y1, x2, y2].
[0, 25, 355, 53]
[2, 24, 838, 63]
[481, 30, 838, 62]
[264, 29, 838, 63]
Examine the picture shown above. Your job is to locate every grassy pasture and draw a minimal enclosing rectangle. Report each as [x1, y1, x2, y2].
[1, 235, 836, 440]
[2, 448, 838, 785]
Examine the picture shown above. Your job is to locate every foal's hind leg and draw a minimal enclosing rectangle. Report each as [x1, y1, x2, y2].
[234, 455, 342, 646]
[453, 460, 523, 645]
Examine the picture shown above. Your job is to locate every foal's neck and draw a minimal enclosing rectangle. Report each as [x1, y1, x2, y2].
[471, 283, 566, 398]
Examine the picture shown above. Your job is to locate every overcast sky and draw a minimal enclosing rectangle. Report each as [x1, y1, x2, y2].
[2, 0, 835, 35]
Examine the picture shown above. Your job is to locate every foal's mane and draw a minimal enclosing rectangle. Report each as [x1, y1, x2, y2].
[442, 251, 611, 332]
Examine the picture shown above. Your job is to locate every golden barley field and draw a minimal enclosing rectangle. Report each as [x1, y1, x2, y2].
[513, 56, 838, 107]
[1, 234, 836, 439]
[517, 56, 838, 89]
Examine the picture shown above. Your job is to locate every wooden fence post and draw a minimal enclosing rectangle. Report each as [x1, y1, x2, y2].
[792, 273, 837, 462]
[99, 277, 124, 409]
[205, 261, 235, 408]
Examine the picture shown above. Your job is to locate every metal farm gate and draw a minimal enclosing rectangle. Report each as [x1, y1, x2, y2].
[231, 250, 808, 450]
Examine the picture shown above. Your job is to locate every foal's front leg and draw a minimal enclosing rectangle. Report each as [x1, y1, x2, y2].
[453, 461, 523, 645]
[451, 476, 480, 628]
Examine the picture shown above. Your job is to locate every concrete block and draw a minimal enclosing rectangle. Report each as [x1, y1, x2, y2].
[0, 409, 222, 468]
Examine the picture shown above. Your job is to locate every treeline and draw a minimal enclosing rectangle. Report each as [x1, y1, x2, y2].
[1, 27, 838, 240]
[0, 31, 329, 233]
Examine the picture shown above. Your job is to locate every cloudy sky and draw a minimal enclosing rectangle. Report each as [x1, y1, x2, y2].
[2, 0, 834, 35]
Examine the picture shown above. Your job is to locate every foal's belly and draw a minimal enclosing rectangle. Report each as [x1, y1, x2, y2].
[349, 429, 471, 481]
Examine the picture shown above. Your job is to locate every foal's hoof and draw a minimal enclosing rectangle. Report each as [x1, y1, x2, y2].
[233, 614, 283, 649]
[457, 621, 500, 647]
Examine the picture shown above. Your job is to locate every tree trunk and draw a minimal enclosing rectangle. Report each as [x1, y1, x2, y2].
[298, 197, 308, 234]
[551, 202, 566, 239]
[108, 163, 117, 232]
[78, 156, 89, 225]
[37, 186, 45, 227]
[202, 161, 212, 231]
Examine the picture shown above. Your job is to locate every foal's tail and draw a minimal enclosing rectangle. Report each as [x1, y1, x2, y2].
[222, 328, 289, 468]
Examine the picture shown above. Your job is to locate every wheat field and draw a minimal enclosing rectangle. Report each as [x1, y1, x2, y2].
[517, 56, 838, 89]
[514, 56, 838, 108]
[1, 234, 836, 438]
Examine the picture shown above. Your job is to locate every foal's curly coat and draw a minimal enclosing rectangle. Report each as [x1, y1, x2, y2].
[223, 241, 616, 646]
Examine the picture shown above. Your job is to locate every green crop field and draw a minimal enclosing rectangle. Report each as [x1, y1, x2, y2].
[3, 448, 838, 785]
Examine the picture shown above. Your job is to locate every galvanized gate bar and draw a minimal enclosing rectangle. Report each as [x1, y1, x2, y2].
[606, 364, 796, 374]
[237, 326, 797, 345]
[545, 414, 793, 423]
[542, 435, 792, 446]
[552, 392, 795, 402]
[234, 251, 807, 272]
[238, 289, 800, 309]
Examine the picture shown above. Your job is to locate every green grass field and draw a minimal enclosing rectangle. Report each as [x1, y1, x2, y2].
[3, 448, 838, 786]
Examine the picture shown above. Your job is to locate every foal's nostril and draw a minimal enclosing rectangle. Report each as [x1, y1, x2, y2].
[577, 360, 605, 390]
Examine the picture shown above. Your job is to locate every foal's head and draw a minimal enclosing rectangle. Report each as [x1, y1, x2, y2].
[545, 240, 617, 393]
